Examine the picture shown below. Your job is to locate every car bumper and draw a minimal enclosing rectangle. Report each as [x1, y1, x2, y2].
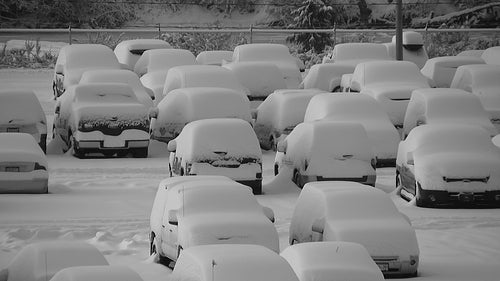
[301, 174, 377, 187]
[74, 130, 149, 150]
[373, 256, 418, 278]
[0, 178, 48, 194]
[419, 185, 500, 207]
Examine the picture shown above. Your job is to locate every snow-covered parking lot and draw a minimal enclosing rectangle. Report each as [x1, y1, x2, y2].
[1, 69, 500, 281]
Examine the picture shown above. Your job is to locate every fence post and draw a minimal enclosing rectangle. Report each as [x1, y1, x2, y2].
[68, 25, 72, 45]
[158, 23, 161, 38]
[333, 22, 337, 45]
[249, 24, 253, 43]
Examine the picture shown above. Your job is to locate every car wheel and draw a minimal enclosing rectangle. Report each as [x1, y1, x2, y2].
[290, 238, 298, 245]
[270, 135, 277, 151]
[332, 86, 341, 92]
[70, 134, 85, 158]
[132, 148, 148, 158]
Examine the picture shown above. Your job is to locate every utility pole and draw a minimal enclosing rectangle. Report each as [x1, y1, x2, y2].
[396, 0, 403, 60]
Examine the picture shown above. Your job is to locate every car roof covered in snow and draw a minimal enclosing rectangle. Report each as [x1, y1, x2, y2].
[64, 44, 119, 70]
[172, 244, 299, 281]
[50, 266, 142, 281]
[115, 39, 170, 52]
[451, 64, 500, 91]
[0, 90, 45, 124]
[481, 46, 500, 65]
[420, 56, 485, 87]
[0, 133, 46, 163]
[6, 241, 108, 281]
[233, 43, 294, 62]
[332, 43, 391, 63]
[73, 83, 139, 104]
[196, 50, 233, 65]
[350, 60, 429, 92]
[281, 242, 384, 281]
[134, 48, 196, 75]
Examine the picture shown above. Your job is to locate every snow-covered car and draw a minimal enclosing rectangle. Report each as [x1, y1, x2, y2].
[396, 124, 500, 207]
[420, 56, 485, 88]
[162, 65, 250, 99]
[196, 50, 233, 65]
[149, 180, 278, 263]
[306, 43, 392, 92]
[403, 88, 497, 138]
[481, 46, 500, 65]
[231, 43, 302, 88]
[54, 83, 150, 158]
[149, 87, 252, 144]
[450, 64, 500, 130]
[50, 266, 143, 281]
[114, 39, 171, 70]
[253, 89, 325, 150]
[384, 31, 428, 69]
[167, 118, 262, 194]
[172, 244, 297, 281]
[52, 44, 121, 98]
[304, 93, 400, 167]
[223, 61, 287, 101]
[4, 241, 108, 281]
[79, 69, 154, 106]
[136, 49, 197, 100]
[0, 90, 47, 153]
[457, 49, 484, 57]
[275, 121, 376, 187]
[281, 242, 385, 281]
[0, 133, 48, 193]
[289, 181, 419, 277]
[350, 60, 430, 128]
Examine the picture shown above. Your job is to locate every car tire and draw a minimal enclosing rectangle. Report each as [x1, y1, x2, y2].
[132, 148, 148, 158]
[260, 136, 272, 151]
[270, 135, 277, 151]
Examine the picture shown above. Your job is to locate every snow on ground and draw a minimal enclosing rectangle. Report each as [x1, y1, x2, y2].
[1, 69, 500, 281]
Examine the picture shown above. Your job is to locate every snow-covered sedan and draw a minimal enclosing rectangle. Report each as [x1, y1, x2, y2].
[281, 242, 385, 281]
[397, 124, 500, 207]
[4, 241, 108, 281]
[289, 181, 419, 277]
[253, 89, 325, 150]
[52, 44, 121, 98]
[0, 90, 47, 153]
[304, 93, 401, 167]
[0, 133, 48, 194]
[420, 55, 484, 88]
[167, 118, 262, 194]
[172, 245, 297, 281]
[275, 121, 376, 187]
[350, 60, 431, 129]
[149, 180, 278, 263]
[196, 50, 233, 65]
[54, 83, 150, 158]
[403, 88, 497, 138]
[50, 266, 143, 281]
[114, 38, 171, 71]
[149, 87, 252, 144]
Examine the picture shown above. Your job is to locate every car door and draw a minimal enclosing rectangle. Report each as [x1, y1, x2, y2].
[161, 195, 179, 259]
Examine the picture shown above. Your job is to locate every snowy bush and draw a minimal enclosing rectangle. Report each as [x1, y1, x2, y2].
[159, 32, 248, 56]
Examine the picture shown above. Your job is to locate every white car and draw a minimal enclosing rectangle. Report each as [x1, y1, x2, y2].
[79, 69, 154, 105]
[149, 87, 252, 144]
[167, 118, 262, 194]
[481, 46, 500, 65]
[384, 31, 428, 69]
[0, 90, 47, 153]
[149, 180, 278, 263]
[396, 124, 500, 207]
[162, 65, 249, 99]
[289, 181, 419, 277]
[321, 42, 392, 64]
[451, 64, 500, 131]
[4, 241, 108, 281]
[275, 121, 376, 187]
[304, 93, 400, 167]
[350, 60, 430, 128]
[281, 242, 385, 281]
[420, 55, 484, 88]
[403, 88, 497, 138]
[195, 50, 233, 65]
[114, 39, 171, 70]
[302, 63, 358, 92]
[54, 83, 150, 158]
[50, 266, 143, 281]
[253, 89, 325, 150]
[0, 133, 48, 193]
[231, 43, 302, 88]
[172, 245, 298, 281]
[223, 61, 287, 101]
[52, 44, 121, 98]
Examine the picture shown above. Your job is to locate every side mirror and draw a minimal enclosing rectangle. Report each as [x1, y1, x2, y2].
[262, 206, 275, 223]
[55, 64, 64, 75]
[148, 107, 159, 119]
[407, 152, 414, 165]
[311, 217, 325, 234]
[167, 140, 177, 152]
[167, 209, 178, 225]
[277, 140, 287, 153]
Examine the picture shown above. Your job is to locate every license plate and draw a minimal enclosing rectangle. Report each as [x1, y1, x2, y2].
[103, 137, 125, 148]
[377, 263, 389, 272]
[5, 166, 19, 172]
[7, 127, 19, 132]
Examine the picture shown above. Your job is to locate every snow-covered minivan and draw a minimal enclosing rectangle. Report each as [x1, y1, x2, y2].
[149, 180, 278, 264]
[54, 83, 150, 158]
[0, 90, 47, 153]
[275, 121, 376, 187]
[289, 181, 419, 277]
[167, 118, 263, 194]
[149, 87, 252, 144]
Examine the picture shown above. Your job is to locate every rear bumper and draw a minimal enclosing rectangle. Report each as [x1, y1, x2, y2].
[0, 178, 48, 193]
[419, 186, 500, 207]
[374, 258, 418, 278]
[301, 174, 377, 187]
[75, 139, 150, 150]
